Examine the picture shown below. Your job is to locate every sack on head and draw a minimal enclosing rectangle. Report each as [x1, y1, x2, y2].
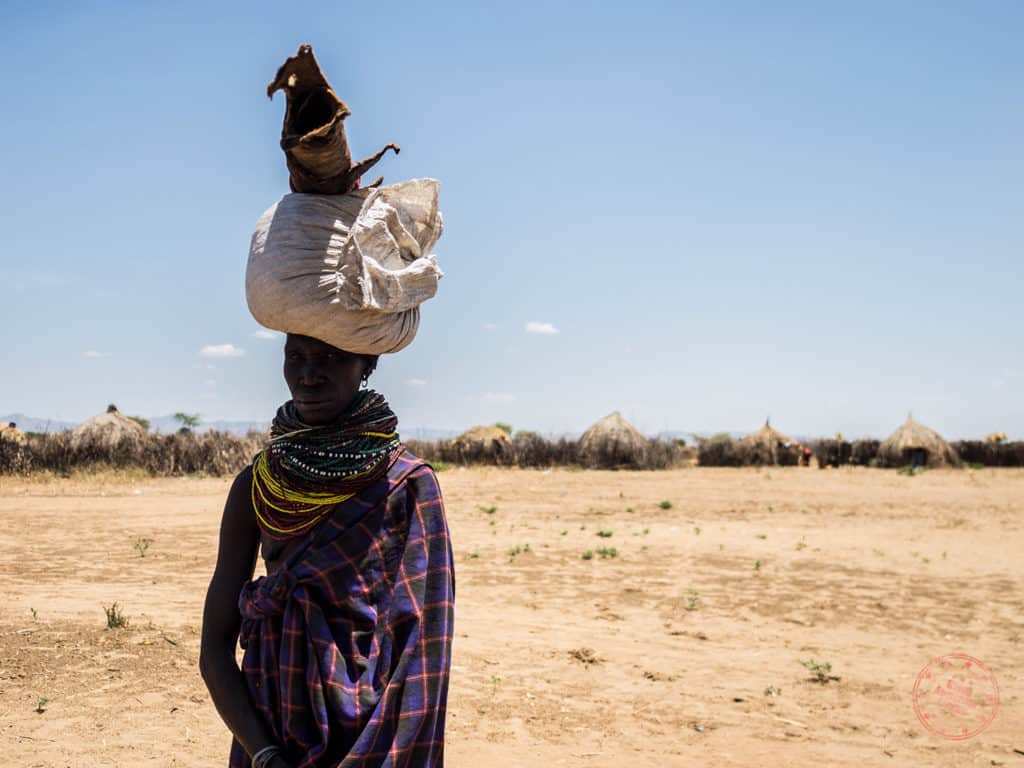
[246, 178, 443, 354]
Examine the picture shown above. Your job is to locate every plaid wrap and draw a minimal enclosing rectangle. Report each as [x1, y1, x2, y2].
[230, 451, 455, 767]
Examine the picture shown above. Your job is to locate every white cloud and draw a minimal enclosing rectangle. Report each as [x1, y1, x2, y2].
[83, 350, 110, 358]
[407, 378, 428, 387]
[252, 329, 280, 340]
[483, 392, 517, 403]
[482, 323, 497, 331]
[525, 321, 559, 335]
[199, 344, 245, 358]
[204, 379, 217, 387]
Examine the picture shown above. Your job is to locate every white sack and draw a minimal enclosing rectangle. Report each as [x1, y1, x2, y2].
[246, 178, 443, 354]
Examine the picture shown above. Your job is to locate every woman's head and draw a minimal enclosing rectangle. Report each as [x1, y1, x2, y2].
[283, 333, 378, 425]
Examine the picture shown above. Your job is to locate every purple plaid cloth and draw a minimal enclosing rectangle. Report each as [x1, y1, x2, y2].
[230, 451, 455, 767]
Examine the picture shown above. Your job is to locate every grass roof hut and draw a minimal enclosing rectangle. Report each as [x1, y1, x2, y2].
[878, 415, 958, 469]
[70, 404, 146, 451]
[742, 419, 799, 466]
[450, 425, 513, 465]
[578, 411, 648, 469]
[0, 422, 27, 446]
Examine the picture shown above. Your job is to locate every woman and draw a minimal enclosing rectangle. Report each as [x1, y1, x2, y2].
[200, 332, 454, 768]
[205, 44, 451, 764]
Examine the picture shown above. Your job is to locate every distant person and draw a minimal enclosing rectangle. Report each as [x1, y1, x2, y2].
[200, 46, 452, 768]
[802, 447, 813, 467]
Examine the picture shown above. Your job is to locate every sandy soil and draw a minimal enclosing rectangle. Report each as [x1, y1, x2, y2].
[1, 466, 1022, 767]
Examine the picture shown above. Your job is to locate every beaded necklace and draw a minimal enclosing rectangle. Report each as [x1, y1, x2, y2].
[252, 390, 403, 541]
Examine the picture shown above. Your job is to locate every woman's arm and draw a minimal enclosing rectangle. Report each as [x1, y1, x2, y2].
[199, 466, 284, 761]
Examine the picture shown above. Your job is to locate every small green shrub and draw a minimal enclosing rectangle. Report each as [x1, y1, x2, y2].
[507, 543, 531, 560]
[658, 500, 672, 510]
[800, 659, 838, 684]
[132, 537, 153, 557]
[104, 603, 128, 629]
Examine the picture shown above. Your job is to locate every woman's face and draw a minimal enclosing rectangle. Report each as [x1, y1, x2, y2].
[283, 334, 373, 425]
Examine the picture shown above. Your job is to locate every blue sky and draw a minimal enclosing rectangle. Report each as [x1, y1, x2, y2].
[1, 1, 1021, 438]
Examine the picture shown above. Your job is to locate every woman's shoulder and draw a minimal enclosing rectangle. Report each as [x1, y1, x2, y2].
[230, 463, 254, 493]
[389, 447, 436, 479]
[387, 448, 443, 499]
[383, 449, 447, 539]
[224, 463, 254, 512]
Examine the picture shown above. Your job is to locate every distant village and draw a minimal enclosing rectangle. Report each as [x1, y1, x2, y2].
[1, 405, 1020, 476]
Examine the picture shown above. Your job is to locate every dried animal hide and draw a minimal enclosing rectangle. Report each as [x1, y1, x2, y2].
[267, 44, 399, 194]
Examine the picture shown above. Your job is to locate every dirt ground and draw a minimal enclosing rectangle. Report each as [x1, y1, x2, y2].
[1, 466, 1021, 767]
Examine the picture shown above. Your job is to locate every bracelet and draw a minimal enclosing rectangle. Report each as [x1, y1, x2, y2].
[252, 745, 282, 768]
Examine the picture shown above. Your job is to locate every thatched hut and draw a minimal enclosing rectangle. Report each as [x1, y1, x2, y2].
[878, 415, 958, 468]
[70, 404, 146, 450]
[742, 420, 799, 465]
[0, 422, 29, 474]
[578, 411, 648, 469]
[0, 422, 27, 446]
[450, 425, 513, 464]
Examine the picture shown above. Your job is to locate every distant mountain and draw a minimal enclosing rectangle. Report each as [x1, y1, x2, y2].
[0, 413, 77, 433]
[0, 416, 812, 442]
[402, 427, 459, 441]
[147, 415, 270, 435]
[654, 430, 700, 443]
[1, 412, 269, 436]
[656, 430, 746, 442]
